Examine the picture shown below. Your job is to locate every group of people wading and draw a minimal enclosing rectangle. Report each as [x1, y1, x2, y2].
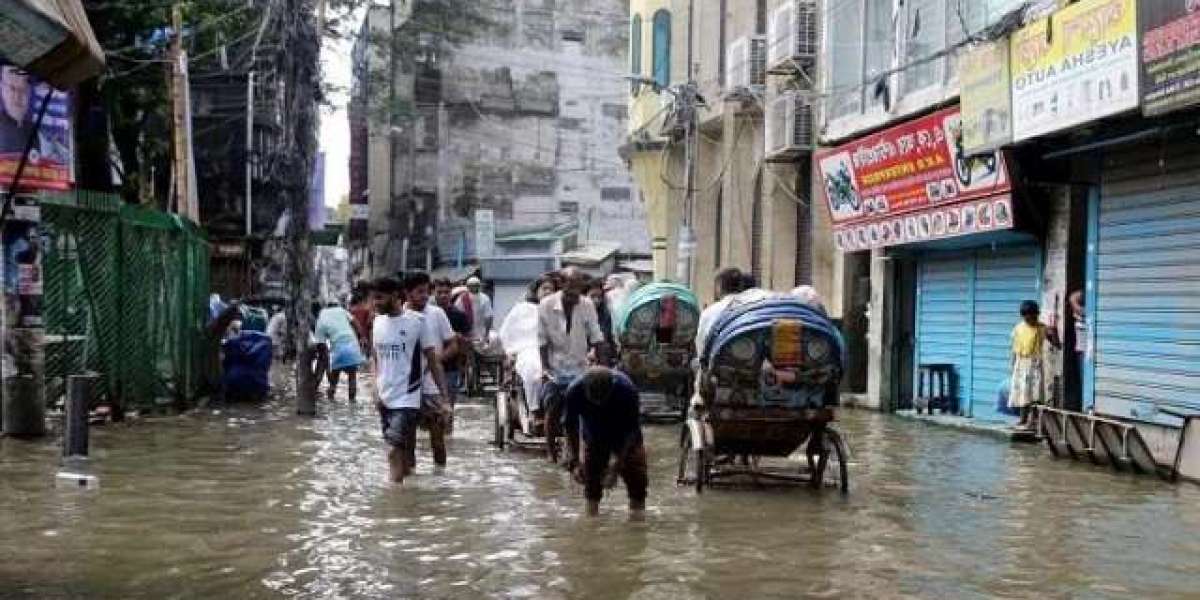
[358, 264, 819, 519]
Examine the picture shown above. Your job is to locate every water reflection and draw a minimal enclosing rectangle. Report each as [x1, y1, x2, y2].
[1, 395, 1199, 598]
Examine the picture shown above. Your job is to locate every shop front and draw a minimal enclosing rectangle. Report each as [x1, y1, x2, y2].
[818, 106, 1038, 422]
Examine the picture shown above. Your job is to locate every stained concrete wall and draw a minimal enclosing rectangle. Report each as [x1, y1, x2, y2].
[420, 0, 650, 259]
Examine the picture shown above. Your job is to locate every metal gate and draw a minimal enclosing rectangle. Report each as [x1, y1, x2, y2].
[1093, 138, 1200, 422]
[916, 244, 1040, 421]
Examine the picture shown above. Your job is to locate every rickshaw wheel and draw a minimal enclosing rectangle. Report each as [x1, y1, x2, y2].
[677, 428, 706, 493]
[810, 428, 849, 493]
[492, 395, 506, 450]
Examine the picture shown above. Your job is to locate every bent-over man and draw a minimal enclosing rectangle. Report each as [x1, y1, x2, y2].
[564, 366, 648, 519]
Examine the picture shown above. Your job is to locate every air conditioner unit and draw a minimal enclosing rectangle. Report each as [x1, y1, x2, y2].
[768, 0, 818, 75]
[726, 35, 767, 95]
[765, 91, 814, 161]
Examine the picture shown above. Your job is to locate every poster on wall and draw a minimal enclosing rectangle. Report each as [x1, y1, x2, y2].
[1010, 0, 1140, 142]
[960, 40, 1013, 154]
[0, 62, 73, 191]
[1141, 0, 1200, 116]
[2, 196, 45, 387]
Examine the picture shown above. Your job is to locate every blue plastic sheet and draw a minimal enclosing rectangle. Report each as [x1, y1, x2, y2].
[222, 331, 273, 401]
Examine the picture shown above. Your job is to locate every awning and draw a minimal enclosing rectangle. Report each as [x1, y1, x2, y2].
[0, 0, 104, 87]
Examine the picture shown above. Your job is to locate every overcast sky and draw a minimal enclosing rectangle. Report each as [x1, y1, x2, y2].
[319, 25, 354, 209]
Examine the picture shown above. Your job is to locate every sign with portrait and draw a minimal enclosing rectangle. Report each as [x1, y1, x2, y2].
[816, 106, 1013, 251]
[0, 61, 72, 191]
[1010, 0, 1140, 141]
[1141, 0, 1200, 116]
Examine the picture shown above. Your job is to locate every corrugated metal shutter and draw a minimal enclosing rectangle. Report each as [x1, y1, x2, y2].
[916, 255, 973, 404]
[1096, 138, 1200, 422]
[916, 244, 1040, 421]
[971, 246, 1041, 421]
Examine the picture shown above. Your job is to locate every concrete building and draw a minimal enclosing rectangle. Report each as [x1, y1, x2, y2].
[624, 0, 822, 307]
[355, 0, 650, 277]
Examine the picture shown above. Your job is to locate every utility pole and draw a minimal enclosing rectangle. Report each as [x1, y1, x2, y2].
[169, 4, 189, 218]
[676, 82, 698, 287]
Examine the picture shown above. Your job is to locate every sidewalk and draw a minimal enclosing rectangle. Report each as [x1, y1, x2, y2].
[891, 409, 1039, 443]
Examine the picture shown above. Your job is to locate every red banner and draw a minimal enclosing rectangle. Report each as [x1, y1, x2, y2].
[816, 106, 1012, 251]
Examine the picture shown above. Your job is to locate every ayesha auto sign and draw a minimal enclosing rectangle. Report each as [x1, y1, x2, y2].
[1010, 0, 1139, 141]
[817, 107, 1012, 252]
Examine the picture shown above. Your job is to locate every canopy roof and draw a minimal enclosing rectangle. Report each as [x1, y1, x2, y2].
[0, 0, 104, 87]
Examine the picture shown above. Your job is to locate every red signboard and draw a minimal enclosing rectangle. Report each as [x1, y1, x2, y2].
[817, 106, 1012, 251]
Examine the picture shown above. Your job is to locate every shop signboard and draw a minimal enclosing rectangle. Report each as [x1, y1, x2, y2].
[816, 107, 1012, 252]
[1010, 0, 1140, 141]
[0, 61, 72, 191]
[1141, 0, 1200, 116]
[960, 40, 1013, 154]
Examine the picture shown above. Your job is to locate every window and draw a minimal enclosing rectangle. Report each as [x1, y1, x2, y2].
[905, 0, 946, 93]
[559, 201, 579, 215]
[652, 9, 672, 88]
[631, 14, 642, 77]
[601, 187, 632, 202]
[826, 0, 863, 119]
[863, 0, 895, 110]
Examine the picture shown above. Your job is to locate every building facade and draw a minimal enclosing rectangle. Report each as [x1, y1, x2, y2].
[624, 0, 826, 309]
[817, 0, 1200, 476]
[354, 0, 650, 276]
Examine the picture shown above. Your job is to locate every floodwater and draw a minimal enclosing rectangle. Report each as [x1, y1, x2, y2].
[2, 389, 1200, 599]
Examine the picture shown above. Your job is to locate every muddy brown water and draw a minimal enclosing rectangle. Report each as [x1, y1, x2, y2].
[2, 391, 1199, 599]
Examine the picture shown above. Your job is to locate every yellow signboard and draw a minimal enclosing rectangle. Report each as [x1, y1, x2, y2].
[960, 40, 1012, 154]
[1009, 0, 1139, 141]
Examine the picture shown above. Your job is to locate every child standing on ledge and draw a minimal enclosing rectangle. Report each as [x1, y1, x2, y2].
[1009, 300, 1059, 428]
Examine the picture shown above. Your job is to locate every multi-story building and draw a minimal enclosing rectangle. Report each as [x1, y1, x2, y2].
[190, 0, 288, 297]
[624, 0, 824, 307]
[354, 0, 650, 279]
[816, 0, 1200, 479]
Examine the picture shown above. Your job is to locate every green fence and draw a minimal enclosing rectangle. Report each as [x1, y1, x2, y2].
[40, 191, 212, 413]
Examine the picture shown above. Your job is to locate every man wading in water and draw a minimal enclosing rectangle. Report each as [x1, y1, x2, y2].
[563, 366, 648, 519]
[371, 276, 450, 483]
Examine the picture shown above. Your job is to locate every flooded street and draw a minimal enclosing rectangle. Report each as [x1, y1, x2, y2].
[3, 393, 1200, 599]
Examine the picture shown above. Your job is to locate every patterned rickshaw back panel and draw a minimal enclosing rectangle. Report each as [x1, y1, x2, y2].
[702, 296, 846, 410]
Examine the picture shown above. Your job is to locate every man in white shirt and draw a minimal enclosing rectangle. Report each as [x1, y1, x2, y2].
[457, 276, 494, 341]
[371, 276, 450, 484]
[538, 267, 605, 463]
[404, 270, 459, 457]
[696, 267, 746, 356]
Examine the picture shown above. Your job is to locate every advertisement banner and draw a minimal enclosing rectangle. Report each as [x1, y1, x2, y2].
[816, 106, 1012, 251]
[960, 40, 1013, 154]
[1010, 0, 1140, 142]
[1141, 0, 1200, 116]
[0, 62, 73, 191]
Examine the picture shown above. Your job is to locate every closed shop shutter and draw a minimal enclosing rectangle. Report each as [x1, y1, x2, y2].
[916, 254, 974, 405]
[916, 244, 1040, 421]
[1096, 139, 1200, 421]
[971, 246, 1042, 421]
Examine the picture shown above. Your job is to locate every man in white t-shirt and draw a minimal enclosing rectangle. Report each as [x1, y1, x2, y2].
[404, 271, 459, 458]
[696, 267, 746, 356]
[371, 276, 449, 483]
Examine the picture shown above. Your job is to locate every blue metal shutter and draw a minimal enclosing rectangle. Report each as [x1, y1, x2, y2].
[916, 244, 1040, 421]
[1095, 163, 1200, 422]
[971, 246, 1041, 421]
[916, 254, 974, 406]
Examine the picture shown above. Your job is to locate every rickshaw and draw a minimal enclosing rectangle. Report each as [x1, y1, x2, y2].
[492, 355, 561, 462]
[468, 335, 504, 397]
[679, 295, 850, 492]
[614, 282, 700, 421]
